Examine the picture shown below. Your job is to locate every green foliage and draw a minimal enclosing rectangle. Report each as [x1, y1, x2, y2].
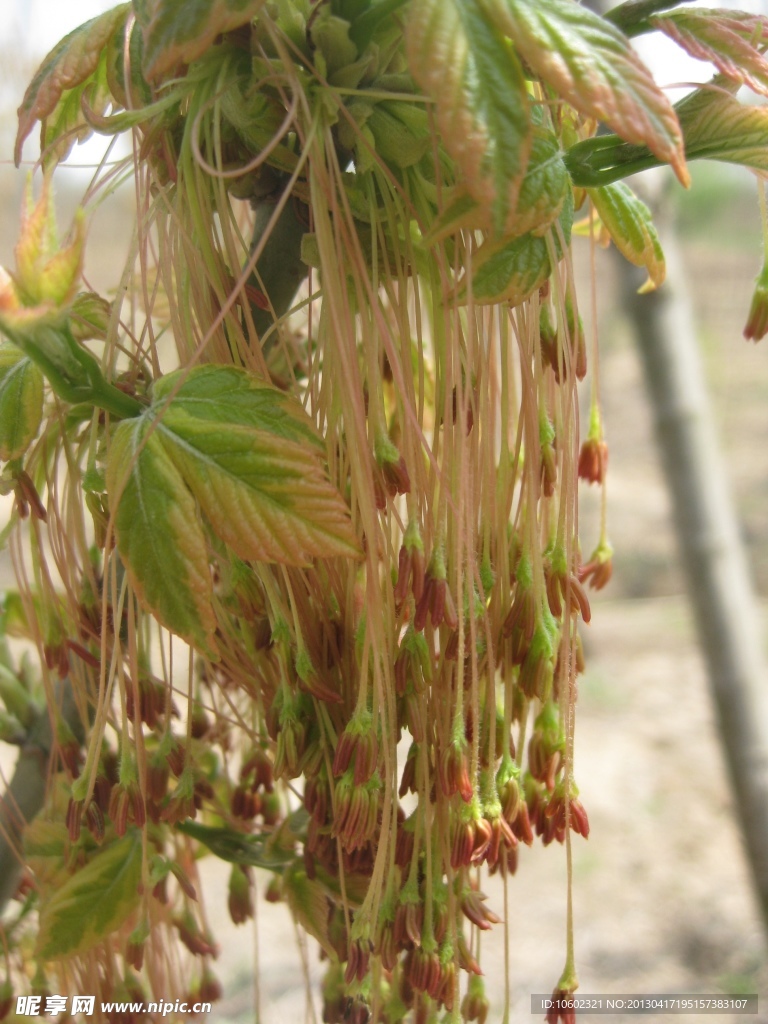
[36, 834, 142, 960]
[408, 0, 532, 234]
[650, 8, 768, 96]
[588, 182, 665, 291]
[479, 0, 688, 183]
[0, 347, 43, 462]
[106, 415, 218, 650]
[3, 0, 768, 1017]
[135, 0, 266, 80]
[14, 5, 130, 165]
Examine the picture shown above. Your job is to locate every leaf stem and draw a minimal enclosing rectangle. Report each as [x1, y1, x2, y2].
[605, 0, 689, 37]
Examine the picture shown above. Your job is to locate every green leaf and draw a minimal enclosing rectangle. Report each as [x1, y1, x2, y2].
[282, 861, 336, 959]
[508, 123, 569, 238]
[460, 190, 573, 306]
[135, 0, 266, 81]
[675, 80, 768, 174]
[310, 10, 358, 78]
[407, 0, 532, 233]
[0, 346, 43, 462]
[650, 9, 768, 96]
[176, 820, 296, 870]
[36, 834, 142, 959]
[349, 0, 409, 51]
[367, 102, 431, 169]
[69, 292, 113, 343]
[106, 415, 217, 650]
[479, 0, 688, 185]
[15, 5, 130, 166]
[565, 77, 768, 185]
[105, 7, 153, 109]
[587, 182, 665, 292]
[151, 366, 360, 565]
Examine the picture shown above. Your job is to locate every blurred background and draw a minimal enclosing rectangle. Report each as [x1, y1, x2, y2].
[2, 2, 768, 1021]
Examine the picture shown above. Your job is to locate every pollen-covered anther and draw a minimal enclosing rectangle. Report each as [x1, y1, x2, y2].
[578, 436, 609, 485]
[470, 816, 493, 863]
[66, 798, 83, 843]
[450, 818, 476, 869]
[546, 988, 578, 1024]
[460, 888, 502, 931]
[438, 743, 473, 802]
[344, 938, 372, 984]
[579, 541, 614, 592]
[510, 800, 534, 846]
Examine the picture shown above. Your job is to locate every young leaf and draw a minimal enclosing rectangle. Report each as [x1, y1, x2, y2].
[467, 233, 551, 306]
[565, 78, 768, 185]
[0, 346, 44, 462]
[676, 81, 768, 174]
[459, 191, 573, 306]
[15, 5, 130, 166]
[135, 0, 266, 81]
[479, 0, 688, 186]
[106, 415, 217, 651]
[508, 124, 569, 238]
[407, 0, 533, 233]
[151, 366, 360, 565]
[36, 834, 142, 959]
[650, 9, 768, 97]
[587, 182, 665, 292]
[282, 862, 336, 959]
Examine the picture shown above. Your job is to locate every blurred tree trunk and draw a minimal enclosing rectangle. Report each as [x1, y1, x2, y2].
[616, 223, 768, 933]
[587, 0, 768, 938]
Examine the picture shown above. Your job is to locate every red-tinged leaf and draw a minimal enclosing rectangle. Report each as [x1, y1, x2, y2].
[135, 0, 265, 81]
[15, 5, 130, 166]
[587, 182, 665, 292]
[651, 9, 768, 97]
[0, 346, 44, 462]
[36, 835, 142, 960]
[407, 0, 533, 234]
[106, 415, 217, 652]
[105, 8, 153, 109]
[479, 0, 688, 186]
[149, 368, 360, 565]
[676, 80, 768, 174]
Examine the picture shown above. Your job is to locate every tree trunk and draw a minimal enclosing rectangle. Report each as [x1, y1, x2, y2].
[617, 229, 768, 932]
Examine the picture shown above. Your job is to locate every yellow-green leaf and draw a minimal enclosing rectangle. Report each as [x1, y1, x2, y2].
[135, 0, 265, 81]
[106, 415, 216, 651]
[651, 8, 768, 97]
[479, 0, 688, 185]
[675, 80, 768, 174]
[587, 182, 665, 292]
[15, 5, 130, 166]
[151, 366, 360, 565]
[36, 834, 142, 960]
[69, 292, 113, 343]
[407, 0, 532, 233]
[0, 346, 43, 462]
